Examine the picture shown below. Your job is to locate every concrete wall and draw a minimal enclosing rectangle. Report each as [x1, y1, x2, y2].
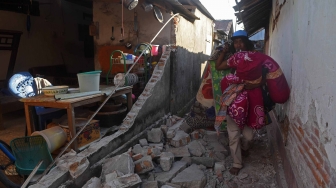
[0, 0, 93, 80]
[93, 2, 214, 115]
[266, 0, 336, 187]
[92, 0, 172, 70]
[170, 8, 213, 114]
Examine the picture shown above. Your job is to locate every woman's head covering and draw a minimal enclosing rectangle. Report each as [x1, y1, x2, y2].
[231, 30, 248, 40]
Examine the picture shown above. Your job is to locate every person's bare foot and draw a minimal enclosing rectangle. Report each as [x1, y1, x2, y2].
[241, 149, 249, 157]
[229, 167, 241, 175]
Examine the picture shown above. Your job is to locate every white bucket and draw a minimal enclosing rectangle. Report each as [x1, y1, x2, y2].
[77, 71, 101, 92]
[32, 126, 67, 152]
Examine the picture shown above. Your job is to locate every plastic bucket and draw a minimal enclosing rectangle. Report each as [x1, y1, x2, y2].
[151, 45, 159, 55]
[31, 126, 67, 152]
[77, 71, 101, 92]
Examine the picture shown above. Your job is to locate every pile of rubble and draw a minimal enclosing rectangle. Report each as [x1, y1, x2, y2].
[57, 115, 277, 188]
[76, 116, 228, 188]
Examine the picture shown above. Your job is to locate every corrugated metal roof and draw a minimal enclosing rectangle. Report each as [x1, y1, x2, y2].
[147, 0, 200, 21]
[168, 0, 200, 20]
[214, 20, 233, 34]
[177, 0, 215, 20]
[233, 0, 271, 36]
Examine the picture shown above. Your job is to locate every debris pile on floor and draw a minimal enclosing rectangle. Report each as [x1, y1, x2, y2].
[80, 115, 278, 188]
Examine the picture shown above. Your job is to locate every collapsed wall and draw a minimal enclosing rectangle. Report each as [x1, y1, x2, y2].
[29, 49, 172, 188]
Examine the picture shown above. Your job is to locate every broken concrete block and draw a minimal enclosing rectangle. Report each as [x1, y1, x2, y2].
[69, 158, 90, 179]
[139, 138, 149, 147]
[179, 121, 192, 133]
[134, 155, 154, 174]
[191, 157, 215, 168]
[148, 128, 163, 143]
[163, 182, 182, 188]
[148, 173, 155, 181]
[169, 120, 184, 130]
[203, 131, 227, 143]
[187, 140, 206, 157]
[145, 146, 161, 157]
[142, 181, 158, 188]
[198, 164, 206, 171]
[103, 173, 141, 188]
[56, 150, 87, 175]
[212, 151, 227, 162]
[167, 146, 190, 157]
[105, 171, 124, 183]
[83, 177, 102, 188]
[145, 147, 152, 155]
[59, 153, 89, 179]
[150, 147, 162, 159]
[198, 139, 207, 146]
[214, 162, 225, 172]
[170, 131, 191, 147]
[207, 141, 227, 152]
[171, 164, 206, 188]
[32, 167, 69, 188]
[101, 153, 134, 182]
[132, 153, 143, 162]
[160, 152, 175, 171]
[155, 161, 187, 183]
[132, 144, 143, 155]
[167, 129, 176, 139]
[190, 130, 200, 140]
[180, 156, 192, 166]
[149, 143, 164, 151]
[206, 145, 214, 150]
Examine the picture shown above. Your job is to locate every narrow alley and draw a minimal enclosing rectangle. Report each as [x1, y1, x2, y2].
[1, 0, 336, 188]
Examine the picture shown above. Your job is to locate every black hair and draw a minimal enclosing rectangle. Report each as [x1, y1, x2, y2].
[230, 37, 255, 52]
[228, 43, 236, 54]
[242, 37, 255, 51]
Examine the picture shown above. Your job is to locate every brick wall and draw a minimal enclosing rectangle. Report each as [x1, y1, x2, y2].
[264, 0, 336, 187]
[286, 118, 335, 187]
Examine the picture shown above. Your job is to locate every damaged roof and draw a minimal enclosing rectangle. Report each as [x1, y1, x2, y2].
[178, 0, 215, 20]
[214, 20, 233, 35]
[233, 0, 272, 36]
[66, 0, 214, 22]
[148, 0, 215, 21]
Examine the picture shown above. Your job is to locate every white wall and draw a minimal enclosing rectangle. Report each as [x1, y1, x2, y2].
[0, 0, 93, 79]
[267, 0, 336, 183]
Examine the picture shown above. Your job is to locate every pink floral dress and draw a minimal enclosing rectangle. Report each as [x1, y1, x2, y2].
[215, 51, 290, 130]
